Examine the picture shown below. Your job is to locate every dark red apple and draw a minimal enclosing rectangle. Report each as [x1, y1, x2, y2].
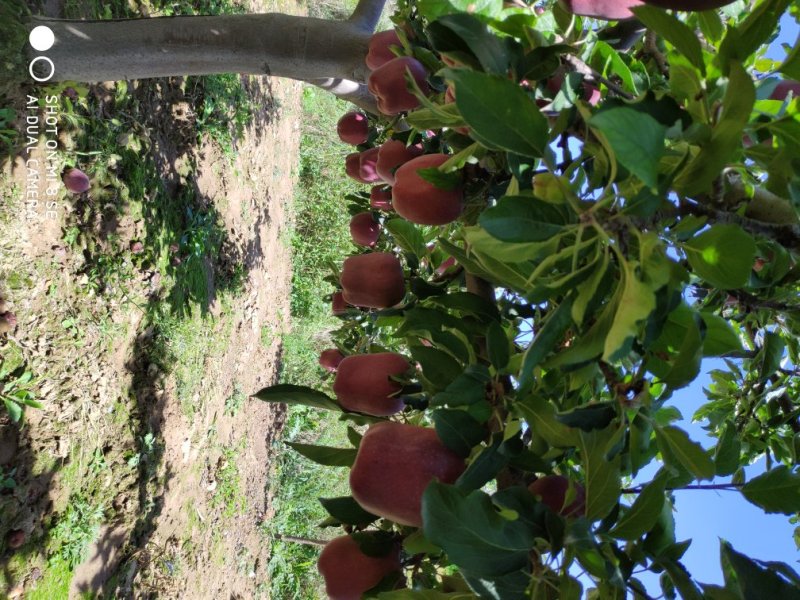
[333, 352, 410, 415]
[528, 475, 586, 517]
[366, 30, 403, 70]
[368, 57, 430, 115]
[346, 152, 370, 184]
[370, 186, 393, 211]
[350, 212, 381, 247]
[349, 422, 466, 527]
[62, 167, 90, 194]
[319, 348, 345, 372]
[560, 0, 641, 19]
[770, 80, 800, 101]
[376, 140, 424, 185]
[642, 0, 738, 10]
[337, 111, 369, 145]
[332, 291, 349, 316]
[7, 529, 25, 549]
[359, 147, 382, 183]
[317, 534, 402, 600]
[392, 154, 463, 226]
[340, 253, 405, 309]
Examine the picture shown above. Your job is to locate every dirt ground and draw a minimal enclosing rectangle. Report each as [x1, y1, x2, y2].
[0, 0, 304, 596]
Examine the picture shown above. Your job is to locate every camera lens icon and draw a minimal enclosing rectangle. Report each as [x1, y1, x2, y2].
[29, 26, 55, 52]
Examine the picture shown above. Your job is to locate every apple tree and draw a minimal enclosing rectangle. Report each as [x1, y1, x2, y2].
[18, 0, 800, 595]
[252, 0, 800, 597]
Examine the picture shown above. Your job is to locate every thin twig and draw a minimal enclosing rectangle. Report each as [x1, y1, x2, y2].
[563, 55, 635, 100]
[621, 483, 745, 494]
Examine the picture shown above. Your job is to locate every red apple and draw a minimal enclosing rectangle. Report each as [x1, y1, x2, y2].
[359, 147, 382, 183]
[559, 0, 642, 19]
[392, 154, 463, 226]
[7, 529, 25, 549]
[368, 57, 430, 115]
[769, 80, 800, 101]
[332, 291, 349, 316]
[333, 352, 410, 415]
[337, 111, 369, 145]
[340, 253, 406, 309]
[366, 30, 403, 70]
[62, 167, 90, 194]
[350, 212, 381, 247]
[370, 186, 393, 211]
[376, 140, 424, 185]
[346, 153, 370, 184]
[528, 475, 586, 517]
[642, 0, 738, 9]
[318, 534, 402, 600]
[349, 422, 466, 527]
[319, 348, 345, 372]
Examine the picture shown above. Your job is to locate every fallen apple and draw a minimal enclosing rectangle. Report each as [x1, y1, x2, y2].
[62, 167, 90, 194]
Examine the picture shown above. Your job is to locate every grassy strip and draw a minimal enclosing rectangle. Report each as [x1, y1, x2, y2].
[265, 87, 361, 599]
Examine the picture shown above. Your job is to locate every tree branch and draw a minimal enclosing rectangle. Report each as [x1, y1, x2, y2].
[622, 483, 745, 494]
[348, 0, 387, 33]
[679, 198, 800, 250]
[307, 78, 379, 114]
[563, 54, 635, 100]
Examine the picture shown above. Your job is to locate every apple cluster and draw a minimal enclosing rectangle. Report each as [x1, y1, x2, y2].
[312, 28, 602, 598]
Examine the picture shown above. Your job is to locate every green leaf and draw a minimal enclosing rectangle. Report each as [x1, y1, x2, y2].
[589, 108, 665, 189]
[412, 346, 463, 390]
[446, 69, 549, 158]
[631, 5, 705, 73]
[433, 409, 487, 458]
[2, 398, 22, 422]
[417, 0, 502, 20]
[756, 331, 785, 383]
[674, 62, 755, 195]
[556, 403, 617, 432]
[253, 384, 339, 411]
[319, 496, 378, 525]
[379, 591, 477, 600]
[659, 559, 703, 600]
[461, 569, 531, 600]
[700, 312, 742, 357]
[604, 259, 656, 361]
[516, 395, 578, 448]
[718, 0, 791, 72]
[430, 14, 510, 74]
[417, 167, 462, 191]
[518, 295, 574, 391]
[486, 321, 510, 370]
[578, 428, 622, 521]
[609, 473, 667, 540]
[741, 466, 800, 515]
[422, 482, 536, 577]
[779, 41, 800, 80]
[720, 539, 800, 599]
[386, 218, 427, 258]
[713, 422, 741, 477]
[655, 425, 715, 481]
[286, 442, 357, 467]
[572, 247, 609, 326]
[478, 196, 572, 243]
[456, 435, 509, 490]
[683, 224, 757, 289]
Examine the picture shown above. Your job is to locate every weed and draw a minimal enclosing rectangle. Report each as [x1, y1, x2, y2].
[48, 493, 104, 569]
[261, 324, 274, 348]
[224, 386, 247, 417]
[211, 444, 247, 519]
[190, 74, 255, 158]
[0, 359, 41, 423]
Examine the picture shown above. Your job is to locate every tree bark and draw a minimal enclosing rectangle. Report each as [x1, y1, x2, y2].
[30, 13, 372, 84]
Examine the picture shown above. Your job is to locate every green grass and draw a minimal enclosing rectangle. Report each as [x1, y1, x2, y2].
[212, 444, 247, 519]
[265, 79, 365, 600]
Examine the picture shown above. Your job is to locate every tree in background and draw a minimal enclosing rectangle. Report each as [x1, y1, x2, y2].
[13, 0, 800, 596]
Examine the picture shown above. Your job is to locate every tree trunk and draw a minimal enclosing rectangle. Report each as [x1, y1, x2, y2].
[31, 13, 372, 84]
